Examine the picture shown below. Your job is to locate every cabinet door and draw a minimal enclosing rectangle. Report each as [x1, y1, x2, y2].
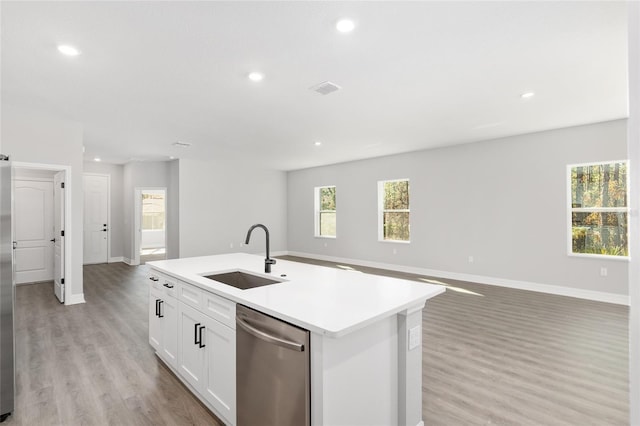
[202, 315, 236, 425]
[178, 303, 207, 392]
[161, 295, 178, 369]
[149, 288, 162, 351]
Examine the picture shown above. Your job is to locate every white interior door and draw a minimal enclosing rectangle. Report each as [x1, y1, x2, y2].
[83, 174, 109, 264]
[54, 171, 65, 303]
[14, 179, 54, 284]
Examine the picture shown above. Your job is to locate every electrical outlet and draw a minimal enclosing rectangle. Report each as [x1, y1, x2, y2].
[393, 248, 397, 255]
[230, 242, 234, 249]
[324, 242, 328, 248]
[600, 267, 608, 277]
[468, 255, 474, 263]
[409, 326, 421, 350]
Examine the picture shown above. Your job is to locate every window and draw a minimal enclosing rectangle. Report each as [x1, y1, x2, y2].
[142, 192, 165, 231]
[569, 161, 628, 257]
[378, 179, 410, 242]
[315, 186, 336, 237]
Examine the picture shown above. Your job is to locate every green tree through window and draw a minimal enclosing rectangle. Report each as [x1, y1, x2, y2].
[570, 161, 628, 256]
[315, 186, 336, 237]
[380, 179, 410, 241]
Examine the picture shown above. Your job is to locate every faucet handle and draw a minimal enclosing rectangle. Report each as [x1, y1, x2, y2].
[266, 258, 277, 265]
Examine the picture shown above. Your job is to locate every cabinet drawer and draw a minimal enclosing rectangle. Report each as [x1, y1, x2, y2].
[178, 281, 204, 311]
[203, 292, 236, 329]
[179, 281, 235, 329]
[159, 275, 178, 298]
[149, 271, 178, 298]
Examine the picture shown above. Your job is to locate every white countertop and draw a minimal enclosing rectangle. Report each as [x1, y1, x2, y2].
[148, 253, 445, 337]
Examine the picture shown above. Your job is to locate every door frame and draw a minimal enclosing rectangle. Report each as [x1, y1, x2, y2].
[12, 162, 72, 305]
[133, 187, 167, 266]
[82, 173, 111, 265]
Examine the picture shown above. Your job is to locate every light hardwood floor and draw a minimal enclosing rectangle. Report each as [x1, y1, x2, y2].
[7, 263, 223, 426]
[6, 258, 629, 425]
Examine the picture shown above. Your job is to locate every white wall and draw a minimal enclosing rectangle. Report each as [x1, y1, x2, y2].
[178, 158, 287, 258]
[122, 161, 178, 262]
[287, 119, 628, 299]
[83, 162, 124, 260]
[167, 159, 179, 259]
[627, 2, 639, 424]
[1, 104, 85, 302]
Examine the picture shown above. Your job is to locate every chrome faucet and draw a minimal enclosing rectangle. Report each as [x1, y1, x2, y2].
[244, 224, 276, 273]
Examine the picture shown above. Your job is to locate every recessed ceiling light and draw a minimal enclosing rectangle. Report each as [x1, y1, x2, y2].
[57, 45, 81, 56]
[314, 141, 322, 146]
[336, 19, 355, 33]
[94, 157, 101, 162]
[169, 156, 176, 160]
[248, 72, 264, 82]
[521, 91, 535, 99]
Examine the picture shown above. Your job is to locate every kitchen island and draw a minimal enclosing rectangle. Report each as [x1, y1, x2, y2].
[148, 253, 444, 426]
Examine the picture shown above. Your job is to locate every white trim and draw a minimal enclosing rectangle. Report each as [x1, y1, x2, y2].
[12, 161, 73, 306]
[122, 257, 135, 266]
[67, 293, 86, 305]
[271, 250, 288, 257]
[108, 256, 124, 263]
[83, 173, 111, 264]
[286, 251, 630, 305]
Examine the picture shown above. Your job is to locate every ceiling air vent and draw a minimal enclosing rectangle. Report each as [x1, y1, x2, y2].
[172, 141, 192, 148]
[309, 81, 342, 95]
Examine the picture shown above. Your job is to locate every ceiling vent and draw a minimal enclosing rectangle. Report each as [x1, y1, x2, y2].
[309, 81, 342, 95]
[172, 141, 192, 148]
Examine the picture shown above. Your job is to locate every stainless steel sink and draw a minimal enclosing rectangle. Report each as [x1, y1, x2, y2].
[203, 271, 282, 290]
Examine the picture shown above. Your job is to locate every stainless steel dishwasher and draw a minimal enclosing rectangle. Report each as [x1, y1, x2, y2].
[236, 304, 310, 426]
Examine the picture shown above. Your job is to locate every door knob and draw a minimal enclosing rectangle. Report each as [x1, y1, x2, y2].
[50, 238, 56, 243]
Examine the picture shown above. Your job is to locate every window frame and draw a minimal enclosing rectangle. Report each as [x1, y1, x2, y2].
[566, 160, 629, 260]
[314, 185, 336, 238]
[378, 178, 411, 243]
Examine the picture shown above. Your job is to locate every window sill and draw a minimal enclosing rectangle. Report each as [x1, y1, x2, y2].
[378, 239, 411, 244]
[568, 253, 629, 261]
[314, 235, 336, 239]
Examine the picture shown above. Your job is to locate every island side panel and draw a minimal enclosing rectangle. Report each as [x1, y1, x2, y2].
[398, 305, 425, 426]
[316, 315, 399, 425]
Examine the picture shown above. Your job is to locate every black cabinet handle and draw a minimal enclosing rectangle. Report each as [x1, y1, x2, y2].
[163, 283, 174, 289]
[155, 299, 160, 317]
[198, 325, 206, 348]
[194, 323, 201, 345]
[150, 277, 159, 282]
[158, 300, 164, 318]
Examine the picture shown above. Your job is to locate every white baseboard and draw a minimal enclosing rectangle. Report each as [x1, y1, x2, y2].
[109, 256, 124, 263]
[66, 293, 86, 305]
[286, 251, 630, 306]
[122, 257, 140, 266]
[271, 250, 289, 257]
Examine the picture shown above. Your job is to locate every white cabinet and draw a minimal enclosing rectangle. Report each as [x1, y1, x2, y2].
[148, 274, 178, 369]
[201, 313, 236, 423]
[176, 286, 236, 425]
[177, 302, 207, 390]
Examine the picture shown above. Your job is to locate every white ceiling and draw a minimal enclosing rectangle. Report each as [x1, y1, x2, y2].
[1, 1, 629, 171]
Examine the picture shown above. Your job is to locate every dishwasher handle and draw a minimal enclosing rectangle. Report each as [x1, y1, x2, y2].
[237, 316, 305, 352]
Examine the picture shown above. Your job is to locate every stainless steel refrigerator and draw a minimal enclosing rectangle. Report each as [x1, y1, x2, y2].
[0, 156, 13, 423]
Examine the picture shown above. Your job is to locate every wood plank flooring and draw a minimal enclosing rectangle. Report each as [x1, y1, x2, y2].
[6, 258, 629, 425]
[279, 256, 629, 426]
[7, 263, 222, 426]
